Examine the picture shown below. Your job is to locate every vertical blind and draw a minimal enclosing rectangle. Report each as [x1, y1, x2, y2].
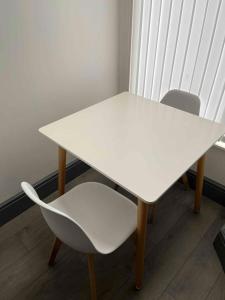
[130, 0, 225, 124]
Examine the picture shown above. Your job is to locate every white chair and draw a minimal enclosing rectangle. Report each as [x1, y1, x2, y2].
[161, 89, 200, 191]
[160, 89, 200, 115]
[149, 89, 201, 223]
[21, 181, 137, 300]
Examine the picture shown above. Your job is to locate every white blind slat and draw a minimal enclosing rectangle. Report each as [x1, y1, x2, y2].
[158, 0, 173, 100]
[178, 0, 196, 89]
[152, 0, 173, 101]
[168, 0, 185, 90]
[197, 0, 222, 118]
[138, 0, 152, 96]
[130, 0, 225, 125]
[160, 0, 184, 97]
[186, 0, 209, 91]
[144, 0, 164, 99]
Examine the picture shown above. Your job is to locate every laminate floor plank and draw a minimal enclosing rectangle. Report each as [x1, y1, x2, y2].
[161, 215, 225, 300]
[205, 272, 225, 300]
[114, 197, 223, 300]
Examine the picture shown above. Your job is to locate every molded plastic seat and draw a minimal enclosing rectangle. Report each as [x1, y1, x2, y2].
[21, 181, 137, 255]
[148, 90, 201, 225]
[161, 89, 200, 115]
[21, 181, 137, 299]
[50, 182, 137, 254]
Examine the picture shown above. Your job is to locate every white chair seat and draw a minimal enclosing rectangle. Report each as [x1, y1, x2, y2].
[50, 182, 137, 254]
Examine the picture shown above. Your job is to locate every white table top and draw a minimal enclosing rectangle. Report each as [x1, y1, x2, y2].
[39, 92, 225, 203]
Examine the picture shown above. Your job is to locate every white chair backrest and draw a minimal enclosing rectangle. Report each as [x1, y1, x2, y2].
[161, 89, 200, 115]
[21, 182, 96, 253]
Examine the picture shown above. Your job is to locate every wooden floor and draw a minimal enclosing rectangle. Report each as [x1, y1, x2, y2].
[1, 169, 225, 300]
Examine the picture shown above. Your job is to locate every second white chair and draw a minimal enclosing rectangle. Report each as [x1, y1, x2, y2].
[161, 89, 200, 190]
[150, 89, 201, 223]
[21, 181, 137, 300]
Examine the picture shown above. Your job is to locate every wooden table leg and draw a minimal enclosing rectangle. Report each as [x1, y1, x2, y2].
[135, 199, 149, 290]
[194, 154, 205, 213]
[48, 237, 62, 266]
[58, 146, 67, 196]
[48, 146, 67, 265]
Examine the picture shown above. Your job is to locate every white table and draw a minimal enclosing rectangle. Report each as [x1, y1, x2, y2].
[39, 92, 225, 289]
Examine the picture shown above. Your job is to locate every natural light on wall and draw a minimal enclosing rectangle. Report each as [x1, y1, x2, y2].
[129, 0, 225, 125]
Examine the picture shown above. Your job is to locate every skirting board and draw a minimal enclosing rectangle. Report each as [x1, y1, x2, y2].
[0, 165, 224, 227]
[0, 160, 90, 226]
[187, 170, 225, 208]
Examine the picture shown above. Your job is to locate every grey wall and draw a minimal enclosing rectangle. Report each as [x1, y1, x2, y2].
[0, 0, 119, 203]
[118, 0, 132, 92]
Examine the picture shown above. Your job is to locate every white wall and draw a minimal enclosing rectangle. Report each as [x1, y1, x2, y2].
[118, 0, 132, 92]
[0, 0, 119, 203]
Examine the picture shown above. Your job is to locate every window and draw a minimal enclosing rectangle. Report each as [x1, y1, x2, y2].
[130, 0, 225, 125]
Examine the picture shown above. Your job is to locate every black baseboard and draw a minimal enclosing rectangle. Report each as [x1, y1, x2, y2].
[1, 164, 225, 227]
[187, 170, 225, 207]
[0, 160, 90, 226]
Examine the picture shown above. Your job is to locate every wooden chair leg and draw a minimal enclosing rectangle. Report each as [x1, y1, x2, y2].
[87, 254, 97, 300]
[182, 173, 189, 190]
[48, 238, 62, 266]
[149, 203, 157, 224]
